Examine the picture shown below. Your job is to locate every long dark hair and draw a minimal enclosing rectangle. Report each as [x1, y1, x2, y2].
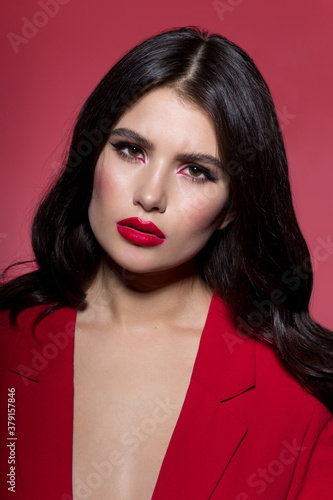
[1, 26, 333, 412]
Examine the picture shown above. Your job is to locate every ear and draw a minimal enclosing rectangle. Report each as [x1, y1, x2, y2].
[216, 212, 235, 231]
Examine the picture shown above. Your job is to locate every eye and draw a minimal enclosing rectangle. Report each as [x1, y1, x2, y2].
[110, 141, 145, 163]
[126, 145, 142, 157]
[187, 166, 205, 178]
[178, 164, 218, 183]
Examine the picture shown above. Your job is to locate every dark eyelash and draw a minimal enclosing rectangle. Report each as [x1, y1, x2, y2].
[186, 165, 219, 183]
[109, 141, 144, 162]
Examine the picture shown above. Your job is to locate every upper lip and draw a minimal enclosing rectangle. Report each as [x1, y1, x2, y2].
[117, 217, 165, 238]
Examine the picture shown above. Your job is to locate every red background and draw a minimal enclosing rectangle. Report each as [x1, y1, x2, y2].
[1, 0, 332, 327]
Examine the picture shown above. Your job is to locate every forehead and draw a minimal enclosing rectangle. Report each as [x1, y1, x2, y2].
[113, 86, 219, 154]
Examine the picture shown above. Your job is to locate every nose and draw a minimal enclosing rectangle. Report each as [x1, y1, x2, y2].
[133, 165, 167, 213]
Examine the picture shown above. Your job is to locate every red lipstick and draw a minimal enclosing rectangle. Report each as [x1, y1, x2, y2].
[116, 217, 165, 247]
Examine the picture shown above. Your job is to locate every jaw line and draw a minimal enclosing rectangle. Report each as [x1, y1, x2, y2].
[97, 253, 198, 294]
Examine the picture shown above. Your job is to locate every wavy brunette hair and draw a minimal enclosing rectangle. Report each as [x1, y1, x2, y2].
[1, 27, 333, 411]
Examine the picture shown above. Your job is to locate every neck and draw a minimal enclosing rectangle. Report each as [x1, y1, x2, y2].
[79, 256, 213, 332]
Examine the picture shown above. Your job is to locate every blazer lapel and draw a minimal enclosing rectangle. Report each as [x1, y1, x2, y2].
[152, 293, 256, 499]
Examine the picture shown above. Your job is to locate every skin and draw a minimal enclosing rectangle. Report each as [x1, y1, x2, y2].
[86, 85, 232, 321]
[72, 86, 234, 499]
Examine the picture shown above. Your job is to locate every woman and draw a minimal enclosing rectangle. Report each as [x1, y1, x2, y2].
[0, 26, 332, 500]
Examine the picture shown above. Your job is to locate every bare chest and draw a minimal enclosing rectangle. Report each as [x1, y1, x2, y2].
[72, 322, 202, 500]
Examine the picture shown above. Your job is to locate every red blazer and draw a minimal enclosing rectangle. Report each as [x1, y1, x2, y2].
[1, 293, 332, 499]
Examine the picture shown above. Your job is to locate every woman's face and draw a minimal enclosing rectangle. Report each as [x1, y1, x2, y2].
[88, 86, 232, 275]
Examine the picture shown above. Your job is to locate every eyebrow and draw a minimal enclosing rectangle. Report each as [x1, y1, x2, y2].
[109, 127, 224, 170]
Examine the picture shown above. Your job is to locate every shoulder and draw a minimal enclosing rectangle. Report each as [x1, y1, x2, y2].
[0, 305, 45, 333]
[0, 306, 47, 358]
[0, 305, 77, 376]
[211, 293, 331, 421]
[254, 338, 331, 427]
[0, 304, 76, 336]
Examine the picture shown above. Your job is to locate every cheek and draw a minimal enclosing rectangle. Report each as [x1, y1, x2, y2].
[93, 159, 134, 197]
[91, 166, 112, 198]
[88, 167, 115, 228]
[179, 183, 229, 232]
[89, 164, 126, 210]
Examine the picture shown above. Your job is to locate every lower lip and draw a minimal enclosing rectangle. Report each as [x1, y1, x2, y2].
[116, 224, 165, 247]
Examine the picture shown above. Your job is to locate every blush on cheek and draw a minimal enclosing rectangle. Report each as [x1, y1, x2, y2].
[92, 165, 113, 197]
[181, 182, 230, 230]
[181, 198, 228, 231]
[195, 213, 219, 234]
